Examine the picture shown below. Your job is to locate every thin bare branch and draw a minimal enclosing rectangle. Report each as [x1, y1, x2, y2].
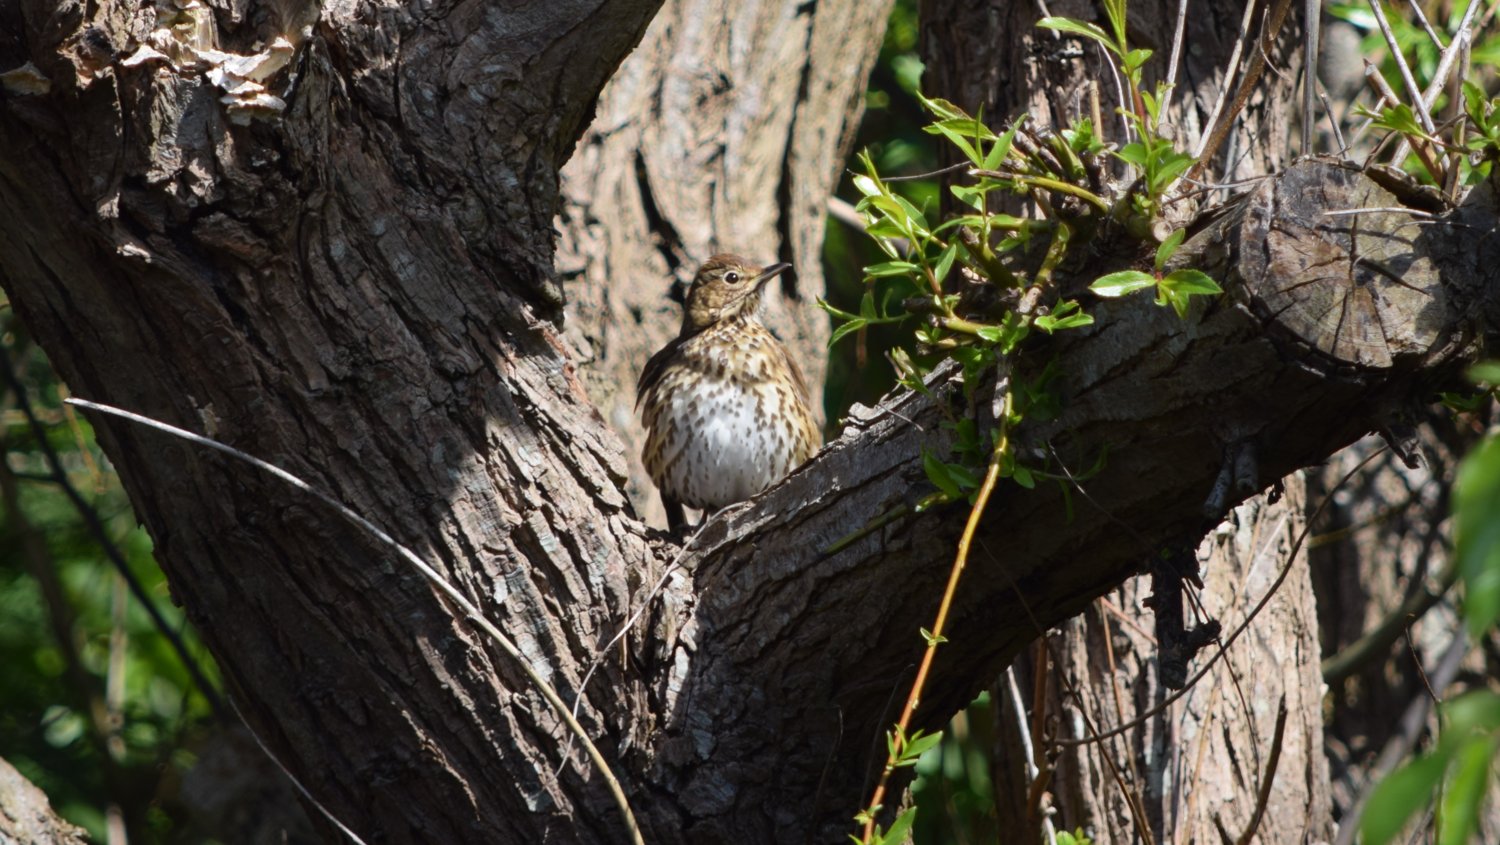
[1190, 0, 1295, 178]
[1303, 0, 1319, 155]
[1005, 667, 1058, 845]
[1052, 447, 1387, 749]
[1165, 0, 1190, 93]
[1406, 0, 1444, 47]
[1332, 632, 1469, 845]
[1234, 696, 1289, 845]
[1366, 0, 1437, 133]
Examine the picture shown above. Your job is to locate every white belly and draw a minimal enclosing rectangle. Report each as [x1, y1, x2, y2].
[654, 377, 792, 509]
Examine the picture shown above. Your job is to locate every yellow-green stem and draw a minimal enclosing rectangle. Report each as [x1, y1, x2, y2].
[939, 316, 990, 336]
[970, 170, 1111, 213]
[858, 387, 1015, 843]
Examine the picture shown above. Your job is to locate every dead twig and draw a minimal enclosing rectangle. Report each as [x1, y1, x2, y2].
[1052, 447, 1387, 749]
[1234, 696, 1289, 845]
[1190, 0, 1295, 179]
[1332, 632, 1469, 845]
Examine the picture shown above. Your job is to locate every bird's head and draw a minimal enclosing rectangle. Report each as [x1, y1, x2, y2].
[681, 254, 791, 333]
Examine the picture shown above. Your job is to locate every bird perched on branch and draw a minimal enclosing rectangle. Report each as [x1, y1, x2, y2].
[637, 254, 821, 530]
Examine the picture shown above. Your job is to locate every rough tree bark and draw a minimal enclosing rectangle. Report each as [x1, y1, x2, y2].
[1, 2, 1497, 845]
[1313, 422, 1500, 841]
[555, 0, 892, 522]
[920, 3, 1333, 842]
[0, 756, 88, 845]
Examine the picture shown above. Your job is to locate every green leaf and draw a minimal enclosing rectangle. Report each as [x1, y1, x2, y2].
[932, 243, 959, 285]
[1089, 270, 1156, 297]
[926, 122, 983, 165]
[1159, 268, 1223, 296]
[1114, 142, 1149, 168]
[950, 182, 988, 210]
[1036, 16, 1117, 53]
[1012, 465, 1035, 489]
[1061, 118, 1105, 156]
[951, 345, 996, 396]
[900, 729, 944, 763]
[952, 418, 980, 458]
[916, 93, 967, 121]
[828, 318, 867, 349]
[919, 627, 948, 646]
[1140, 90, 1164, 125]
[891, 195, 931, 237]
[883, 808, 917, 845]
[1439, 734, 1496, 845]
[888, 347, 929, 396]
[863, 261, 919, 278]
[1035, 299, 1095, 333]
[1467, 360, 1500, 385]
[983, 117, 1023, 171]
[924, 117, 997, 142]
[852, 173, 882, 198]
[1361, 102, 1437, 142]
[1035, 311, 1095, 333]
[935, 212, 986, 232]
[816, 296, 861, 322]
[922, 449, 962, 499]
[974, 323, 1025, 353]
[945, 461, 981, 490]
[1455, 434, 1500, 637]
[1154, 228, 1186, 271]
[1158, 285, 1190, 318]
[972, 311, 1031, 354]
[1150, 151, 1196, 191]
[1442, 690, 1500, 742]
[1122, 47, 1153, 73]
[1463, 81, 1488, 127]
[1361, 746, 1454, 845]
[865, 218, 909, 241]
[1442, 390, 1492, 413]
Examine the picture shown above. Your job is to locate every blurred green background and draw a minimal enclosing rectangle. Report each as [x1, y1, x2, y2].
[0, 320, 223, 841]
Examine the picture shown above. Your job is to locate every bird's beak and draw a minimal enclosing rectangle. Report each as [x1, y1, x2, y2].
[755, 263, 792, 288]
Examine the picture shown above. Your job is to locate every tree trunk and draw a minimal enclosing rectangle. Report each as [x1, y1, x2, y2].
[2, 1, 1497, 843]
[0, 755, 88, 845]
[1312, 420, 1500, 842]
[555, 0, 892, 523]
[1022, 489, 1334, 844]
[917, 3, 1452, 843]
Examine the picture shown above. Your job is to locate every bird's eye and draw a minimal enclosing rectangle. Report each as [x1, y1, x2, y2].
[723, 271, 741, 284]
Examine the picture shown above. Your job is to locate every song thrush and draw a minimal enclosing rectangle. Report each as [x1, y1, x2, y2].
[637, 254, 821, 530]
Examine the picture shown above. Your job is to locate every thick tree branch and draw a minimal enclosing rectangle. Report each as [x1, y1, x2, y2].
[651, 160, 1498, 840]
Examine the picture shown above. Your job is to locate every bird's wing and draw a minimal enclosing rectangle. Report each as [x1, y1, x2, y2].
[636, 337, 682, 410]
[778, 340, 814, 408]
